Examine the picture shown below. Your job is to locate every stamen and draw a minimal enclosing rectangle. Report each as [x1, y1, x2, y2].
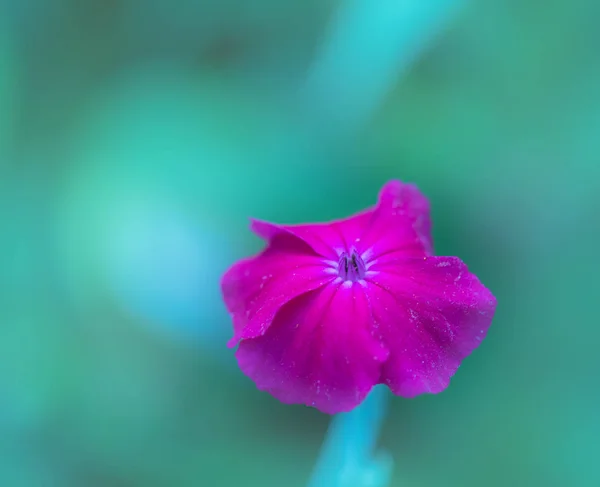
[338, 249, 366, 282]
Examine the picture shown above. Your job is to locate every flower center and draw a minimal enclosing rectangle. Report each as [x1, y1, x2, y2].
[338, 250, 366, 282]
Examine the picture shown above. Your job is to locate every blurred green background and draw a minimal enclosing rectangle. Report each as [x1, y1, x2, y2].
[1, 0, 599, 486]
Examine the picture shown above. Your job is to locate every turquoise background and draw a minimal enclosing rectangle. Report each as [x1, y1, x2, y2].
[1, 1, 599, 486]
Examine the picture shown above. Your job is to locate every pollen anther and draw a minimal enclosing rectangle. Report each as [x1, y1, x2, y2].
[338, 249, 366, 282]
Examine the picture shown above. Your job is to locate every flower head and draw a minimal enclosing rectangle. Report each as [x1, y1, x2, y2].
[221, 181, 496, 414]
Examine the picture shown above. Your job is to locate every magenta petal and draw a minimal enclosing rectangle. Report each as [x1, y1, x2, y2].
[360, 180, 433, 261]
[221, 232, 333, 346]
[222, 181, 497, 413]
[251, 219, 340, 259]
[236, 283, 389, 414]
[327, 209, 374, 249]
[251, 209, 374, 260]
[366, 256, 496, 397]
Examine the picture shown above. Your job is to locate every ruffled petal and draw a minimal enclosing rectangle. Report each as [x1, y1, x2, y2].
[221, 231, 334, 347]
[251, 209, 374, 261]
[236, 282, 389, 414]
[359, 180, 433, 262]
[365, 256, 496, 397]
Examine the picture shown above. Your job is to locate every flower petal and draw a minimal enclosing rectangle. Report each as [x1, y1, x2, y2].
[365, 256, 496, 397]
[221, 231, 334, 347]
[251, 209, 374, 261]
[236, 282, 389, 414]
[360, 180, 433, 262]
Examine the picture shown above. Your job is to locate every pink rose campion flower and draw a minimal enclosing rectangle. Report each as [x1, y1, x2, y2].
[221, 181, 496, 414]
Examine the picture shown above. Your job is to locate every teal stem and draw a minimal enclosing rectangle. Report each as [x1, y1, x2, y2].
[303, 0, 464, 134]
[306, 2, 466, 480]
[307, 386, 393, 487]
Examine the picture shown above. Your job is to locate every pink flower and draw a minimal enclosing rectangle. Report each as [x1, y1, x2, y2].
[221, 181, 496, 414]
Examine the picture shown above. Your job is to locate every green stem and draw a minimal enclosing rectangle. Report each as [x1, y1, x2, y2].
[304, 0, 464, 134]
[307, 386, 393, 487]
